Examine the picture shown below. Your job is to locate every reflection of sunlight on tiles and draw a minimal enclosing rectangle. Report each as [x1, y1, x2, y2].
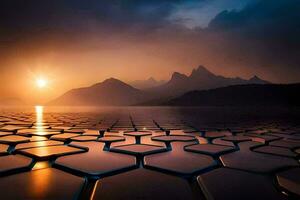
[38, 141, 51, 156]
[35, 106, 45, 133]
[32, 161, 51, 170]
[90, 181, 99, 200]
[30, 167, 51, 197]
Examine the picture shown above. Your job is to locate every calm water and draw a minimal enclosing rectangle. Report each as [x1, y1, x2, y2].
[1, 106, 299, 129]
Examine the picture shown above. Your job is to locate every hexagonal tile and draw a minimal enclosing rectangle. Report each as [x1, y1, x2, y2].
[0, 135, 30, 144]
[0, 155, 32, 174]
[82, 129, 101, 136]
[98, 136, 125, 143]
[269, 140, 300, 149]
[110, 136, 136, 147]
[17, 129, 62, 137]
[245, 134, 280, 143]
[0, 131, 13, 137]
[0, 125, 28, 132]
[151, 135, 197, 142]
[124, 131, 152, 137]
[55, 142, 136, 176]
[276, 168, 300, 196]
[0, 168, 85, 200]
[124, 131, 153, 144]
[92, 168, 196, 200]
[270, 133, 300, 141]
[185, 144, 236, 156]
[111, 144, 166, 155]
[15, 140, 64, 150]
[71, 135, 98, 141]
[212, 138, 235, 147]
[18, 145, 86, 160]
[198, 168, 287, 200]
[254, 146, 297, 157]
[0, 144, 9, 154]
[222, 135, 252, 143]
[50, 133, 80, 141]
[204, 130, 232, 139]
[140, 132, 166, 146]
[220, 141, 298, 173]
[145, 142, 216, 175]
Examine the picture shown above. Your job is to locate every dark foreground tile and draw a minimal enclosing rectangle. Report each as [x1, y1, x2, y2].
[185, 144, 236, 156]
[0, 168, 85, 200]
[276, 168, 300, 196]
[220, 141, 298, 173]
[110, 144, 166, 155]
[254, 145, 297, 157]
[198, 168, 287, 200]
[92, 168, 198, 200]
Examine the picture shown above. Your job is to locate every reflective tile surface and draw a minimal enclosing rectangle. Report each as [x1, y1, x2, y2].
[0, 106, 299, 200]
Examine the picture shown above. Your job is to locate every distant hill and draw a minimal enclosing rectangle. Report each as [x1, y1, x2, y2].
[49, 78, 149, 106]
[165, 84, 300, 106]
[129, 77, 166, 89]
[147, 65, 270, 98]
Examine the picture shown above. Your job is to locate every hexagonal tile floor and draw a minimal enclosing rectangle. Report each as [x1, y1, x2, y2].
[0, 108, 299, 200]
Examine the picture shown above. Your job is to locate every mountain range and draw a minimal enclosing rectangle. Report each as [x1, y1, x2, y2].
[49, 65, 271, 106]
[165, 84, 300, 106]
[129, 77, 166, 89]
[146, 65, 269, 98]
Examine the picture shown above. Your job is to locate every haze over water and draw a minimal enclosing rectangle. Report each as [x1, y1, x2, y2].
[1, 106, 299, 129]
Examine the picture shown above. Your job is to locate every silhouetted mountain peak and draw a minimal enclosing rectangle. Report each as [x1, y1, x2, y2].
[49, 77, 145, 106]
[190, 65, 215, 78]
[89, 78, 139, 92]
[171, 72, 188, 81]
[102, 77, 121, 84]
[249, 75, 270, 84]
[94, 78, 127, 87]
[129, 77, 166, 89]
[250, 75, 260, 81]
[148, 77, 156, 82]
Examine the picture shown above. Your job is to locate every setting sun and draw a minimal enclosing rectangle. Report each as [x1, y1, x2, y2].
[36, 78, 47, 88]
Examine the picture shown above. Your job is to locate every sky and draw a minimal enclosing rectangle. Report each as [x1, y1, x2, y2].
[0, 0, 299, 103]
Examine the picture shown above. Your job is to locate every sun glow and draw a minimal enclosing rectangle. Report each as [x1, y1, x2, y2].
[36, 78, 47, 88]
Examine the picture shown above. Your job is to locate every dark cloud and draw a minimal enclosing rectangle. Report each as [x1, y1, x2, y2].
[0, 0, 192, 42]
[205, 0, 300, 80]
[0, 0, 299, 84]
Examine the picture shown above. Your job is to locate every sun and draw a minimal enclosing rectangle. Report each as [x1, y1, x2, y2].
[36, 78, 47, 88]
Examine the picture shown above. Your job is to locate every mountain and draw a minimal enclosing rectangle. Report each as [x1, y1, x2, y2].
[248, 75, 270, 84]
[147, 65, 270, 98]
[165, 84, 300, 106]
[49, 65, 272, 106]
[129, 77, 166, 89]
[49, 78, 148, 106]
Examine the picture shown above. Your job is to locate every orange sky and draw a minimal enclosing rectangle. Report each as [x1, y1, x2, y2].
[0, 31, 296, 104]
[0, 0, 299, 104]
[0, 34, 268, 104]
